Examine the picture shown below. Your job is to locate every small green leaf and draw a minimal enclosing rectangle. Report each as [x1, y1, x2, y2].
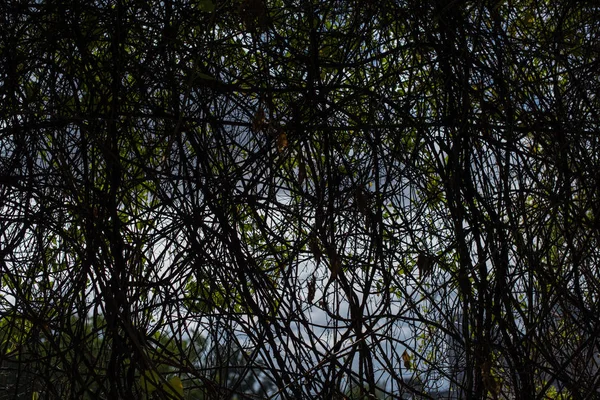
[197, 0, 215, 12]
[195, 72, 216, 81]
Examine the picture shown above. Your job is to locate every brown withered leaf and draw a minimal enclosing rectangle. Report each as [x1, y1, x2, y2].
[239, 0, 269, 31]
[402, 350, 412, 369]
[355, 188, 369, 214]
[417, 253, 435, 278]
[329, 252, 340, 280]
[298, 158, 306, 186]
[309, 237, 322, 265]
[307, 276, 316, 303]
[252, 108, 266, 132]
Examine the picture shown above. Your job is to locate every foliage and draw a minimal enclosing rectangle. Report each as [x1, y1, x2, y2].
[2, 0, 600, 398]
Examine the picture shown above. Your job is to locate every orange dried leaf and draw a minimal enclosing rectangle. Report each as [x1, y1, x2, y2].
[277, 132, 288, 152]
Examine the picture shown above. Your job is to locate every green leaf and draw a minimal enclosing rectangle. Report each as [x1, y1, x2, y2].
[184, 280, 214, 313]
[140, 370, 160, 394]
[163, 376, 184, 399]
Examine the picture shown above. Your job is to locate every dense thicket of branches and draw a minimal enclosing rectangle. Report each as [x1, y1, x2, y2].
[2, 0, 600, 399]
